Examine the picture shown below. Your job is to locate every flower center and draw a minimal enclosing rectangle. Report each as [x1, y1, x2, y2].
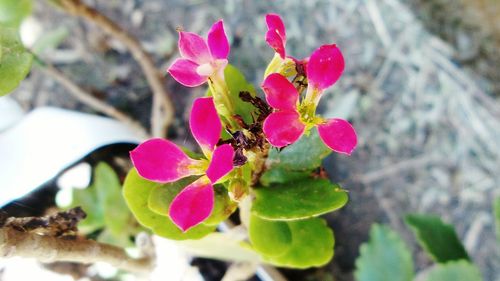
[196, 63, 215, 76]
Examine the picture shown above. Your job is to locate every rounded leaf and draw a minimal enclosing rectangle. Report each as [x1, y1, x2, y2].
[249, 214, 292, 257]
[0, 27, 33, 96]
[263, 218, 334, 268]
[252, 178, 348, 220]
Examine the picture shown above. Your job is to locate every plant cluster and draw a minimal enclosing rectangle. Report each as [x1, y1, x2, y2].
[124, 14, 356, 267]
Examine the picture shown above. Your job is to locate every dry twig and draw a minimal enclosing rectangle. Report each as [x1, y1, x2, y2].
[0, 208, 154, 276]
[57, 0, 174, 137]
[39, 62, 149, 139]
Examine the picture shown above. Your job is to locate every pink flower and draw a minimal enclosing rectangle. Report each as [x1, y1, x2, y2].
[167, 20, 230, 87]
[130, 97, 234, 231]
[262, 73, 357, 155]
[306, 44, 345, 91]
[265, 13, 287, 59]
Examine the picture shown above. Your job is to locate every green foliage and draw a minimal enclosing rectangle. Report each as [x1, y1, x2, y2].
[31, 26, 69, 55]
[355, 224, 414, 281]
[267, 128, 331, 171]
[123, 168, 215, 240]
[249, 214, 292, 257]
[64, 163, 141, 247]
[0, 0, 32, 27]
[259, 167, 311, 186]
[405, 214, 470, 263]
[0, 27, 33, 96]
[224, 64, 257, 124]
[425, 260, 483, 281]
[249, 215, 334, 268]
[252, 178, 348, 220]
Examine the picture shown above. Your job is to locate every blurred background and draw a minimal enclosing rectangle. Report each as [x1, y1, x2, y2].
[1, 0, 499, 280]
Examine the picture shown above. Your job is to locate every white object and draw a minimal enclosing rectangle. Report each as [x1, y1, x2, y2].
[0, 107, 142, 207]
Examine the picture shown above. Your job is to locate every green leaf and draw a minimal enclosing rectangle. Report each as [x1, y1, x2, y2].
[70, 185, 105, 233]
[179, 232, 260, 262]
[259, 167, 311, 186]
[267, 128, 331, 171]
[425, 260, 483, 281]
[355, 224, 414, 281]
[93, 163, 130, 239]
[259, 217, 335, 268]
[0, 27, 33, 96]
[494, 197, 500, 242]
[223, 64, 257, 124]
[405, 214, 470, 263]
[31, 26, 69, 55]
[123, 169, 215, 240]
[252, 178, 348, 220]
[0, 0, 32, 27]
[249, 214, 292, 257]
[148, 179, 236, 226]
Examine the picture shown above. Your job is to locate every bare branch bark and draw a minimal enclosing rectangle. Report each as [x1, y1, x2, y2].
[0, 227, 154, 276]
[57, 0, 174, 137]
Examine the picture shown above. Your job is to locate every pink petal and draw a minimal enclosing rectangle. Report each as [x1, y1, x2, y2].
[207, 20, 230, 60]
[262, 73, 299, 111]
[190, 97, 222, 152]
[265, 14, 286, 59]
[130, 138, 195, 183]
[266, 13, 286, 42]
[307, 44, 345, 91]
[317, 118, 357, 155]
[265, 29, 286, 59]
[169, 177, 214, 232]
[206, 144, 234, 183]
[167, 58, 207, 87]
[178, 31, 211, 64]
[263, 111, 305, 148]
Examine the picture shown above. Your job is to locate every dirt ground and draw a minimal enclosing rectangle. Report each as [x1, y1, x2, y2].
[10, 0, 500, 280]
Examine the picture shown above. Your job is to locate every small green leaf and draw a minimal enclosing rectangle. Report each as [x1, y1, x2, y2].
[224, 64, 257, 124]
[259, 167, 311, 186]
[494, 197, 500, 242]
[0, 0, 32, 27]
[252, 178, 348, 220]
[148, 179, 236, 226]
[261, 217, 334, 268]
[31, 26, 69, 55]
[355, 224, 414, 281]
[249, 214, 292, 257]
[405, 214, 469, 263]
[123, 169, 215, 240]
[425, 260, 483, 281]
[266, 128, 331, 171]
[0, 27, 33, 96]
[179, 232, 260, 262]
[93, 163, 130, 239]
[70, 186, 104, 233]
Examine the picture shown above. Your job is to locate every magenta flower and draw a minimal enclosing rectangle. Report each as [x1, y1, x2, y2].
[262, 45, 357, 155]
[130, 97, 234, 231]
[167, 20, 230, 87]
[265, 13, 287, 59]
